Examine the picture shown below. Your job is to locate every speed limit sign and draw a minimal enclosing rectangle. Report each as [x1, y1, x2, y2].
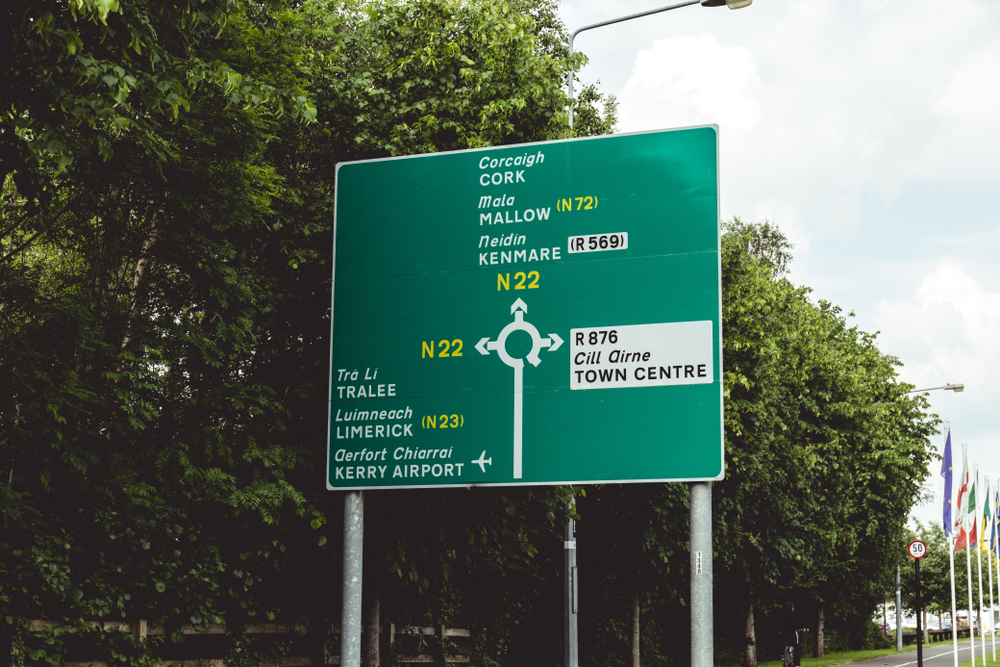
[908, 540, 927, 559]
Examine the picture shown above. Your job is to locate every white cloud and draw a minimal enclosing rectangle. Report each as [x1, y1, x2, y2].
[934, 43, 1000, 128]
[874, 261, 1000, 389]
[614, 0, 1000, 244]
[874, 261, 1000, 529]
[620, 34, 761, 138]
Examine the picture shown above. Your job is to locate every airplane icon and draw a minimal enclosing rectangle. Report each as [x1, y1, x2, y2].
[472, 451, 492, 473]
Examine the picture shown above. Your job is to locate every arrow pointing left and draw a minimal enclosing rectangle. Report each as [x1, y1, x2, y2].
[476, 337, 490, 355]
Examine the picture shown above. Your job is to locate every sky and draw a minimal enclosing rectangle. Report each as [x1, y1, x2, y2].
[556, 0, 1000, 532]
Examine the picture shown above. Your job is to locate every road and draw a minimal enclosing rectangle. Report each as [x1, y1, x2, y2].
[846, 639, 1000, 666]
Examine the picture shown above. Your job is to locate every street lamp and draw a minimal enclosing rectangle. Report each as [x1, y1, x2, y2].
[896, 381, 963, 651]
[564, 6, 752, 667]
[568, 0, 752, 129]
[906, 383, 965, 394]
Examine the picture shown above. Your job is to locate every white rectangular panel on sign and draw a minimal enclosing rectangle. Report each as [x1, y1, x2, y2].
[567, 232, 629, 253]
[569, 321, 714, 390]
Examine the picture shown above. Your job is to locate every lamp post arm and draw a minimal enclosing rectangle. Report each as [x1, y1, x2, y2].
[568, 0, 699, 129]
[905, 384, 965, 394]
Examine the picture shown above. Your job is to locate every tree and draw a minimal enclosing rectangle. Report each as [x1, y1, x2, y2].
[576, 484, 690, 667]
[1, 3, 329, 663]
[2, 0, 602, 664]
[901, 521, 985, 630]
[526, 219, 938, 667]
[712, 219, 938, 663]
[1, 0, 315, 206]
[277, 3, 613, 662]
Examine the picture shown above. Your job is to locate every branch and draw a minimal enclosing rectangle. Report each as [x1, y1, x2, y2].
[0, 194, 83, 266]
[0, 230, 41, 265]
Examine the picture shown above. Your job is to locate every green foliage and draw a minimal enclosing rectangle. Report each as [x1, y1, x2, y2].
[290, 0, 575, 158]
[2, 0, 315, 207]
[0, 2, 330, 663]
[564, 220, 938, 665]
[226, 631, 293, 667]
[577, 484, 690, 667]
[572, 83, 619, 137]
[722, 216, 793, 276]
[1, 0, 588, 664]
[714, 218, 939, 655]
[901, 520, 988, 617]
[363, 485, 578, 665]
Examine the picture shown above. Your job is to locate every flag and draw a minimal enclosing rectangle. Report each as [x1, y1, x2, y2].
[993, 485, 999, 558]
[942, 428, 954, 535]
[968, 469, 978, 547]
[955, 444, 971, 532]
[956, 457, 978, 551]
[955, 452, 979, 551]
[981, 475, 991, 553]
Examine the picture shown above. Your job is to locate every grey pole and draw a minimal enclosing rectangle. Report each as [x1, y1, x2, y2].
[342, 491, 364, 667]
[897, 566, 903, 651]
[915, 557, 923, 667]
[690, 482, 714, 667]
[564, 500, 579, 667]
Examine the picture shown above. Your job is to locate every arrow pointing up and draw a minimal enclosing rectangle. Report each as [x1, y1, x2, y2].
[511, 298, 528, 314]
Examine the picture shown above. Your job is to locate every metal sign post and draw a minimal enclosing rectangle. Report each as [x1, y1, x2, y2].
[909, 539, 927, 667]
[690, 483, 713, 667]
[564, 504, 578, 667]
[342, 492, 364, 667]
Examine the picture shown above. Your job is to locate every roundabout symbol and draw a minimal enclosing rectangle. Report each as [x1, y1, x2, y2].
[476, 298, 563, 478]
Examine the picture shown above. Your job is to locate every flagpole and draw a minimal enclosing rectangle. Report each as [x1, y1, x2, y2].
[995, 525, 1000, 659]
[968, 538, 976, 667]
[988, 479, 995, 660]
[943, 427, 958, 667]
[979, 531, 985, 665]
[975, 465, 990, 667]
[990, 483, 1000, 656]
[963, 446, 976, 667]
[977, 467, 985, 665]
[995, 484, 1000, 661]
[951, 534, 959, 667]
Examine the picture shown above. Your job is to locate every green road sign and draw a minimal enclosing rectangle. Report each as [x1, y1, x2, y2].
[328, 126, 723, 490]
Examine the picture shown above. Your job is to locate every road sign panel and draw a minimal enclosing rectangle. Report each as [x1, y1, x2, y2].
[328, 127, 723, 489]
[908, 540, 927, 559]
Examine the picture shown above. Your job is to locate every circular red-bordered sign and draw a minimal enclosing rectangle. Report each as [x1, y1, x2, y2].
[908, 540, 927, 559]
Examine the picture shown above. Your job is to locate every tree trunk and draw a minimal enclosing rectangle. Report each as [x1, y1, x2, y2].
[365, 587, 380, 667]
[814, 603, 824, 658]
[631, 595, 640, 667]
[744, 604, 756, 667]
[922, 609, 928, 643]
[0, 631, 9, 667]
[2, 468, 9, 538]
[121, 202, 165, 352]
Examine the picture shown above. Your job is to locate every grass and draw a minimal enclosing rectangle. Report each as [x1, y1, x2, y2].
[755, 636, 1000, 667]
